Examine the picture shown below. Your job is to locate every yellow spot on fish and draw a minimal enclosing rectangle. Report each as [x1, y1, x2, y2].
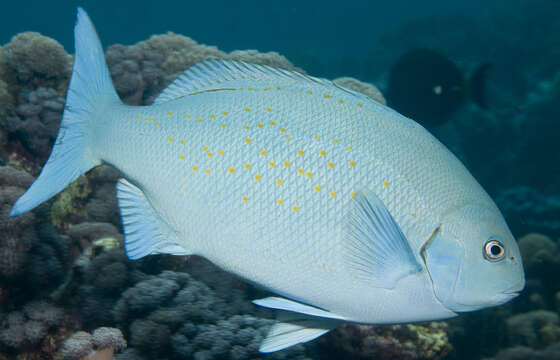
[358, 103, 363, 108]
[328, 162, 334, 169]
[145, 117, 151, 121]
[255, 174, 262, 181]
[266, 107, 272, 112]
[222, 111, 229, 115]
[257, 123, 263, 128]
[136, 115, 141, 120]
[349, 160, 356, 168]
[269, 161, 276, 167]
[315, 135, 320, 140]
[203, 146, 208, 152]
[270, 121, 276, 126]
[280, 128, 286, 133]
[185, 114, 191, 119]
[167, 111, 173, 116]
[307, 90, 312, 95]
[277, 178, 284, 186]
[284, 160, 290, 168]
[218, 149, 224, 155]
[155, 121, 161, 127]
[228, 167, 235, 174]
[319, 150, 326, 156]
[333, 138, 339, 144]
[298, 168, 304, 175]
[348, 146, 354, 152]
[350, 191, 356, 198]
[314, 185, 321, 192]
[180, 139, 185, 145]
[297, 149, 304, 156]
[383, 180, 390, 188]
[305, 171, 313, 179]
[276, 86, 281, 90]
[338, 99, 344, 104]
[285, 135, 291, 140]
[247, 88, 254, 91]
[277, 199, 284, 205]
[260, 149, 267, 156]
[245, 107, 251, 112]
[244, 163, 251, 170]
[197, 118, 203, 123]
[244, 125, 250, 130]
[242, 196, 248, 202]
[168, 136, 174, 142]
[207, 152, 213, 157]
[263, 87, 270, 91]
[179, 154, 185, 160]
[210, 114, 216, 119]
[193, 165, 198, 171]
[323, 94, 331, 99]
[221, 124, 227, 129]
[330, 190, 336, 198]
[205, 169, 211, 174]
[292, 205, 299, 212]
[245, 137, 251, 144]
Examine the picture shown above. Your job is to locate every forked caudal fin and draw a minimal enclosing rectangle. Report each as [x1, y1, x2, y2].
[10, 8, 120, 216]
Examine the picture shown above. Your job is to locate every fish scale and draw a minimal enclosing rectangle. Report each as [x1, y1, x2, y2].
[11, 8, 524, 353]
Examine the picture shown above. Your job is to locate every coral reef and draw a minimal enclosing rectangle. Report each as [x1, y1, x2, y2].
[0, 166, 36, 280]
[320, 322, 451, 360]
[0, 32, 71, 89]
[105, 33, 299, 105]
[109, 271, 309, 359]
[59, 327, 126, 360]
[0, 300, 72, 357]
[333, 76, 386, 105]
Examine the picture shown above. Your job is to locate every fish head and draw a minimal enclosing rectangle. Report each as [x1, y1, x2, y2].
[422, 204, 525, 312]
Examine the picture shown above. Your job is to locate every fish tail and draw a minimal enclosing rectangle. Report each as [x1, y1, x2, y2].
[10, 7, 120, 216]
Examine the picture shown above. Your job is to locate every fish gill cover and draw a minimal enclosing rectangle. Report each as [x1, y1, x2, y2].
[0, 1, 558, 359]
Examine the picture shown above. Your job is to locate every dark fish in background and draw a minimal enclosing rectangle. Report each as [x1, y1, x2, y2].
[387, 48, 491, 127]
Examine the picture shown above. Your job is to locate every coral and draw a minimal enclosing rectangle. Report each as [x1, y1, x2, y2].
[506, 310, 560, 349]
[0, 301, 67, 351]
[4, 87, 65, 159]
[105, 33, 298, 105]
[92, 327, 127, 351]
[50, 174, 92, 229]
[333, 76, 386, 105]
[0, 32, 71, 88]
[487, 343, 560, 360]
[111, 271, 309, 359]
[518, 233, 560, 274]
[59, 331, 93, 359]
[0, 166, 36, 279]
[321, 322, 451, 360]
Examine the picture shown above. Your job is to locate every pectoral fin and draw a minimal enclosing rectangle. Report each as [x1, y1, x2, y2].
[344, 189, 422, 289]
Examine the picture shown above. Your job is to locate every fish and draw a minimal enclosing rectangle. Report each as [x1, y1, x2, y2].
[386, 48, 492, 127]
[10, 8, 524, 353]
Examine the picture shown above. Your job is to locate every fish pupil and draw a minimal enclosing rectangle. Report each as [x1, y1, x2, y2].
[490, 245, 502, 256]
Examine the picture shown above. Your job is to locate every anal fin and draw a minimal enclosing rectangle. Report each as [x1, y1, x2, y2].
[259, 311, 340, 353]
[116, 178, 189, 259]
[254, 296, 343, 352]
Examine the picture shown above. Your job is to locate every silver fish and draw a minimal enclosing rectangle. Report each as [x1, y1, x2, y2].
[11, 8, 524, 352]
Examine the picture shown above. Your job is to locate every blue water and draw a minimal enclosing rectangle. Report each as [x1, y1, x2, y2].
[1, 1, 559, 359]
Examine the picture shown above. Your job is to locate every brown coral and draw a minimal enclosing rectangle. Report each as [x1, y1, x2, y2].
[333, 76, 387, 105]
[0, 32, 71, 89]
[321, 322, 451, 360]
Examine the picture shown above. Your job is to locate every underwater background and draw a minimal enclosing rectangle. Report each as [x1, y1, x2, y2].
[0, 0, 559, 359]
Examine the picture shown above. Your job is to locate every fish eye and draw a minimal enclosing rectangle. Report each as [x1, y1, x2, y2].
[484, 239, 505, 262]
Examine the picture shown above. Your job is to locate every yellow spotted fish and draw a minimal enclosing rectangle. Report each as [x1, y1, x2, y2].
[11, 8, 524, 352]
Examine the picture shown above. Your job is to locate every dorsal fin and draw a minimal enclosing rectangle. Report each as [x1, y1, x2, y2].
[153, 60, 369, 104]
